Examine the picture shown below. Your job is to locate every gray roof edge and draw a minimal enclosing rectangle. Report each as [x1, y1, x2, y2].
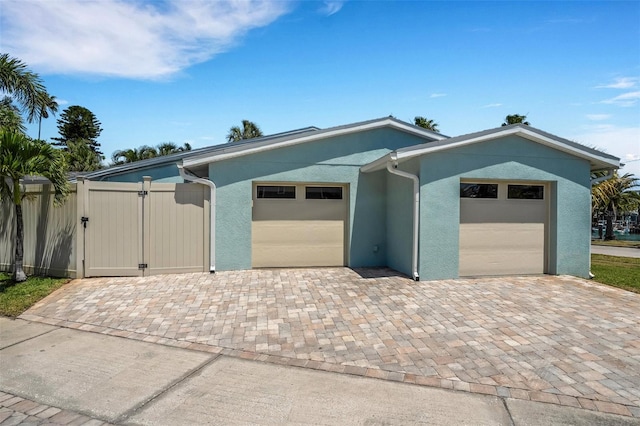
[396, 124, 620, 165]
[183, 117, 447, 167]
[83, 126, 322, 180]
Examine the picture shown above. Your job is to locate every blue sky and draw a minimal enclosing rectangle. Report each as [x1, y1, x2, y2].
[2, 0, 639, 175]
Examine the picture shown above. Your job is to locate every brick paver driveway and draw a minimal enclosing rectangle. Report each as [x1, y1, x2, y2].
[21, 269, 640, 418]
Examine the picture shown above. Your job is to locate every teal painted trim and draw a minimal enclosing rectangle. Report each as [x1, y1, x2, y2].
[419, 135, 592, 280]
[210, 128, 428, 271]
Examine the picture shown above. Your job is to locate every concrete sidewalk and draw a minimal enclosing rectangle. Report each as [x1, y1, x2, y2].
[592, 244, 640, 258]
[1, 318, 638, 425]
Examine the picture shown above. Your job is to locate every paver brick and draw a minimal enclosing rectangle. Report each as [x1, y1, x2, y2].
[20, 268, 640, 417]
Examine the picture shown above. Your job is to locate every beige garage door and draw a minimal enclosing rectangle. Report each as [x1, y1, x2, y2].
[459, 182, 547, 276]
[252, 183, 347, 268]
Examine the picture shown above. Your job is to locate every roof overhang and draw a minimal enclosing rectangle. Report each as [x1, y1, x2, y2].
[183, 117, 447, 168]
[361, 125, 620, 173]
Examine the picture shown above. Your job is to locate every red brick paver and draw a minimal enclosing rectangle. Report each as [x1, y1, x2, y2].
[20, 269, 640, 418]
[0, 391, 112, 425]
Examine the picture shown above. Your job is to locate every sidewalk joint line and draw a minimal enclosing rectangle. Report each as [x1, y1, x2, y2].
[113, 353, 221, 424]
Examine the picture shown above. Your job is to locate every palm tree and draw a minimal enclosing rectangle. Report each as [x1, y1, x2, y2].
[37, 94, 59, 140]
[501, 114, 530, 126]
[414, 116, 440, 132]
[592, 173, 640, 240]
[226, 120, 263, 142]
[111, 142, 191, 165]
[0, 130, 70, 281]
[112, 145, 157, 165]
[0, 97, 26, 134]
[0, 54, 52, 126]
[156, 142, 191, 156]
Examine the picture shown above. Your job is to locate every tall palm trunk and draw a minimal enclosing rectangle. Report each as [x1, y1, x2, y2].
[12, 190, 27, 281]
[604, 205, 616, 241]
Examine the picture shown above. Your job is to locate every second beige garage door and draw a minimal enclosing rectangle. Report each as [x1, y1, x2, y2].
[252, 183, 347, 268]
[459, 182, 548, 276]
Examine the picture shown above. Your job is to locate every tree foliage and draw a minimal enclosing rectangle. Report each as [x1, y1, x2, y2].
[0, 53, 52, 124]
[592, 172, 640, 240]
[65, 139, 103, 172]
[414, 116, 440, 132]
[0, 96, 26, 134]
[53, 105, 103, 155]
[501, 114, 530, 126]
[111, 142, 191, 165]
[0, 130, 70, 281]
[226, 120, 263, 143]
[38, 94, 59, 139]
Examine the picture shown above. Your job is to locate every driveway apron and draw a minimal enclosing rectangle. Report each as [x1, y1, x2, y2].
[20, 268, 640, 418]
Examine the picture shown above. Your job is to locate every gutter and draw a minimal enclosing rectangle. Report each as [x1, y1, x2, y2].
[590, 169, 615, 186]
[386, 155, 420, 281]
[178, 165, 216, 273]
[588, 168, 617, 279]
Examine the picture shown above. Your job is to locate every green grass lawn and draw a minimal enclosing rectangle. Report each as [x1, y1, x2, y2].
[0, 272, 69, 317]
[591, 254, 640, 293]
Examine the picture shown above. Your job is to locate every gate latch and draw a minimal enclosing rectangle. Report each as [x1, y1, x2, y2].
[81, 216, 89, 228]
[138, 263, 148, 269]
[138, 190, 148, 197]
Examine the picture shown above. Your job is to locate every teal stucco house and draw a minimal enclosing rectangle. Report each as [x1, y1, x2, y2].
[85, 117, 619, 280]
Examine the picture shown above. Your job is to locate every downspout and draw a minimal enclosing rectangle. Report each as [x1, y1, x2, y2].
[178, 165, 216, 273]
[386, 156, 420, 281]
[588, 168, 616, 279]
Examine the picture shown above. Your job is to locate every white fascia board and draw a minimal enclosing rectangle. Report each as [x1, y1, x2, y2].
[395, 127, 620, 169]
[360, 153, 393, 173]
[183, 119, 445, 168]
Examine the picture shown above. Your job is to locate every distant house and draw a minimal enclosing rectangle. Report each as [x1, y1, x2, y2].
[76, 117, 619, 280]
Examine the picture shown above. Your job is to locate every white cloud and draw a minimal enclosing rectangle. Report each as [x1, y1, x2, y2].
[570, 127, 640, 176]
[482, 103, 502, 108]
[595, 77, 638, 89]
[601, 91, 640, 107]
[320, 1, 345, 16]
[429, 93, 447, 98]
[0, 0, 291, 80]
[586, 114, 611, 121]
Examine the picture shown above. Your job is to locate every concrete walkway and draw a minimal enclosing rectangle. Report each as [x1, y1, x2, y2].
[13, 268, 640, 422]
[1, 318, 638, 425]
[592, 244, 640, 258]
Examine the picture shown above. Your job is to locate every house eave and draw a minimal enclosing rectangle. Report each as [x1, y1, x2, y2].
[184, 118, 447, 168]
[392, 126, 620, 171]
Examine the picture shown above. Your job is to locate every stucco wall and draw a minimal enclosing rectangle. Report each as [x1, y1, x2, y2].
[418, 135, 592, 280]
[209, 128, 429, 271]
[385, 158, 420, 277]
